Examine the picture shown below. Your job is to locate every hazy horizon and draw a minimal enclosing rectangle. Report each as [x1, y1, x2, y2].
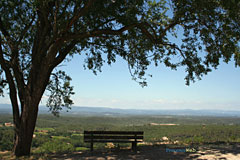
[1, 103, 240, 112]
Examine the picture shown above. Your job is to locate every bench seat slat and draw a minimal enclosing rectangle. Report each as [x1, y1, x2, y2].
[84, 131, 143, 135]
[84, 140, 143, 143]
[84, 135, 143, 140]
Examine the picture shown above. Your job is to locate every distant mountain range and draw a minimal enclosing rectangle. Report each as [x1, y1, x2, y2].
[0, 103, 240, 117]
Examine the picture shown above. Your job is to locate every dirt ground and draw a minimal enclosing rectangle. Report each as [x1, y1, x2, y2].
[49, 144, 240, 160]
[1, 144, 240, 160]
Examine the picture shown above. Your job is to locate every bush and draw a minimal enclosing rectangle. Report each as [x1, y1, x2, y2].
[38, 139, 74, 154]
[0, 128, 14, 151]
[32, 135, 51, 148]
[70, 134, 86, 148]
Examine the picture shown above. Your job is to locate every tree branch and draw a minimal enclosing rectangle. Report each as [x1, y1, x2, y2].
[95, 18, 116, 29]
[65, 23, 141, 40]
[143, 22, 158, 40]
[59, 0, 71, 21]
[53, 40, 78, 68]
[163, 21, 179, 34]
[10, 51, 26, 110]
[138, 25, 156, 43]
[158, 20, 182, 40]
[0, 17, 26, 109]
[17, 13, 36, 44]
[53, 0, 59, 38]
[34, 6, 52, 56]
[0, 17, 14, 49]
[0, 37, 20, 132]
[65, 0, 97, 32]
[161, 42, 186, 60]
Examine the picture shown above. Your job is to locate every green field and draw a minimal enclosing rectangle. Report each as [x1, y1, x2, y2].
[1, 114, 240, 154]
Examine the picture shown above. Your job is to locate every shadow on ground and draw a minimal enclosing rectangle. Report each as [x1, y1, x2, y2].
[48, 143, 240, 160]
[1, 144, 239, 160]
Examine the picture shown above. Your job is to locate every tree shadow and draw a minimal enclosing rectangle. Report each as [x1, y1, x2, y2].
[41, 143, 240, 160]
[1, 143, 239, 159]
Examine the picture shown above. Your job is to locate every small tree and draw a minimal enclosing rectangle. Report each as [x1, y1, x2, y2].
[0, 0, 239, 157]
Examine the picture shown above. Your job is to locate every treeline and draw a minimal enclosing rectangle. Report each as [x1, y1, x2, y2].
[35, 114, 240, 127]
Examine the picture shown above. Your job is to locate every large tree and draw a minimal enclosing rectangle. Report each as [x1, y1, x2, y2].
[0, 0, 239, 157]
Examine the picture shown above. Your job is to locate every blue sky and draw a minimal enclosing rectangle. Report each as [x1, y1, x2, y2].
[1, 1, 240, 111]
[1, 46, 240, 111]
[52, 54, 239, 111]
[1, 39, 240, 111]
[48, 22, 240, 111]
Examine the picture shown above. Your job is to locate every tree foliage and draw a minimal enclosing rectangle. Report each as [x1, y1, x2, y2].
[173, 0, 240, 84]
[46, 70, 74, 116]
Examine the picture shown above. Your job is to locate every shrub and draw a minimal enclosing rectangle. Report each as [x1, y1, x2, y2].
[32, 135, 51, 148]
[0, 128, 14, 151]
[38, 139, 74, 154]
[70, 135, 83, 147]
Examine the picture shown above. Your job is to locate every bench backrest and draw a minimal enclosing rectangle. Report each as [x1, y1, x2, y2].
[84, 131, 144, 142]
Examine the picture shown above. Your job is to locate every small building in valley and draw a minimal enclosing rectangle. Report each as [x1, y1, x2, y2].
[4, 122, 14, 127]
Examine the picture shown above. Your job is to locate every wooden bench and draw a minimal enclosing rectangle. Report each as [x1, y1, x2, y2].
[84, 131, 144, 151]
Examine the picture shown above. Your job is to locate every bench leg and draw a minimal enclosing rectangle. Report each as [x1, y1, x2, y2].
[90, 142, 93, 151]
[132, 142, 137, 151]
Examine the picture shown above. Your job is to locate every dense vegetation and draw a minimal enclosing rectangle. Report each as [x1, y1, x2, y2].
[0, 114, 240, 154]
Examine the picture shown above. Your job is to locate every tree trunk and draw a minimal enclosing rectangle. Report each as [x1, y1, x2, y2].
[13, 98, 39, 157]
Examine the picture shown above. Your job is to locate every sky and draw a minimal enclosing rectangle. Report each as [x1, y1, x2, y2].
[1, 2, 240, 111]
[44, 53, 238, 111]
[1, 34, 240, 111]
[50, 24, 240, 111]
[1, 53, 240, 111]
